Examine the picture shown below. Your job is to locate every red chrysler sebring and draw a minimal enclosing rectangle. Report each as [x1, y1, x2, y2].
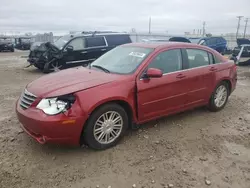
[16, 42, 237, 150]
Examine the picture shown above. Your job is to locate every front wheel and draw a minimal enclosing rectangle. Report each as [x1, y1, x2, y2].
[83, 103, 128, 150]
[43, 60, 64, 73]
[208, 81, 229, 112]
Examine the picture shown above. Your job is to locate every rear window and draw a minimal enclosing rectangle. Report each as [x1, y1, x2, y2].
[186, 49, 210, 68]
[214, 55, 221, 64]
[86, 37, 106, 48]
[105, 35, 132, 46]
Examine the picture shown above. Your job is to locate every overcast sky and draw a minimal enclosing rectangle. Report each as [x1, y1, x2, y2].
[0, 0, 250, 35]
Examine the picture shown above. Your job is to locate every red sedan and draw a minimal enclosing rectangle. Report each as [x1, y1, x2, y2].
[16, 42, 237, 150]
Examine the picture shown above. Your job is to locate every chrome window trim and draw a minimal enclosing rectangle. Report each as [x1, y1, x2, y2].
[139, 64, 214, 81]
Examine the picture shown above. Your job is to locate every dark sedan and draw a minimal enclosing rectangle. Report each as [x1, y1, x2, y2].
[0, 37, 14, 52]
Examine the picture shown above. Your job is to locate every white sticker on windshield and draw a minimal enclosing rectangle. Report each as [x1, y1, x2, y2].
[129, 52, 146, 58]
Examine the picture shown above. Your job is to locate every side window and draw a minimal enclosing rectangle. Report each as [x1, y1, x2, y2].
[214, 55, 221, 64]
[67, 38, 85, 51]
[208, 53, 214, 64]
[105, 35, 131, 46]
[204, 39, 210, 45]
[86, 37, 106, 48]
[199, 39, 207, 45]
[186, 49, 209, 68]
[148, 49, 182, 74]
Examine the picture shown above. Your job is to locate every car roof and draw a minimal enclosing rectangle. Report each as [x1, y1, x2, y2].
[66, 32, 129, 38]
[200, 37, 224, 40]
[123, 42, 212, 51]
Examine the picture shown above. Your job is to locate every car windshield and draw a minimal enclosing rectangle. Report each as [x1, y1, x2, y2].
[198, 39, 206, 45]
[54, 35, 72, 49]
[91, 46, 154, 74]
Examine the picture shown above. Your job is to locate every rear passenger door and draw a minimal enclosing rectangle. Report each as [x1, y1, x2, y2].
[183, 48, 215, 107]
[85, 36, 108, 64]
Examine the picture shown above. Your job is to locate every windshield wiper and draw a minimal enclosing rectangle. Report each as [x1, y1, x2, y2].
[91, 65, 110, 73]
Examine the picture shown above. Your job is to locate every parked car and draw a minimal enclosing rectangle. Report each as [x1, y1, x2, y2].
[16, 42, 237, 150]
[15, 37, 32, 50]
[27, 31, 132, 73]
[0, 37, 14, 52]
[232, 38, 250, 57]
[142, 37, 191, 43]
[189, 37, 227, 54]
[231, 44, 250, 66]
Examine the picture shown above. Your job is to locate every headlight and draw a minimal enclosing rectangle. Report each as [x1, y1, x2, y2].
[36, 94, 75, 115]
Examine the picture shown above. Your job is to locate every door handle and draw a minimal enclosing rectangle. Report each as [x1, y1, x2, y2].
[81, 51, 87, 54]
[101, 49, 106, 51]
[209, 67, 217, 71]
[176, 74, 186, 79]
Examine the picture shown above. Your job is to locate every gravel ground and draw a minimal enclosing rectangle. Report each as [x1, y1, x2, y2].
[0, 51, 250, 188]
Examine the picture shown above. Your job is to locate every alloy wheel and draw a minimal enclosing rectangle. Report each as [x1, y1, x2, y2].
[93, 111, 123, 144]
[214, 85, 228, 108]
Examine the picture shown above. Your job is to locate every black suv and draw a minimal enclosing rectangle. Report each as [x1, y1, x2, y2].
[0, 37, 14, 52]
[28, 31, 132, 73]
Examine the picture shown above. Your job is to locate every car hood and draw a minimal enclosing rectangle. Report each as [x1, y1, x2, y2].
[26, 67, 121, 98]
[237, 38, 250, 46]
[30, 42, 60, 52]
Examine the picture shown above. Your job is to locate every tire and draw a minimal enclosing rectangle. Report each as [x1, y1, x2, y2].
[83, 103, 129, 150]
[208, 81, 229, 112]
[34, 64, 45, 71]
[43, 60, 64, 73]
[11, 48, 14, 52]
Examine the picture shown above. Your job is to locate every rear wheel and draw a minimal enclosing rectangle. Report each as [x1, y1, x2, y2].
[208, 81, 229, 112]
[83, 103, 128, 150]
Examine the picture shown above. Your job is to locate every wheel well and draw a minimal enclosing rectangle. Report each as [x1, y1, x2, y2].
[222, 79, 232, 94]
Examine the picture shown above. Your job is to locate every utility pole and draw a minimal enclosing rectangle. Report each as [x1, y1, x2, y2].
[202, 21, 206, 37]
[236, 16, 243, 39]
[149, 17, 151, 34]
[243, 18, 248, 38]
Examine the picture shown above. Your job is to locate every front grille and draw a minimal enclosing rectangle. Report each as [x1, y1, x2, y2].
[19, 89, 37, 109]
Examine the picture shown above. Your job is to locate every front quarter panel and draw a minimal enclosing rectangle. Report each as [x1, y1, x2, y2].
[75, 80, 137, 123]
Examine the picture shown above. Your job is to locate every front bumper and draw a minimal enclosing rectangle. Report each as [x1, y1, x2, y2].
[16, 100, 87, 146]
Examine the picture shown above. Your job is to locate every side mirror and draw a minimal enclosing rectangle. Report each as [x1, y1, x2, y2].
[66, 45, 73, 52]
[145, 68, 163, 78]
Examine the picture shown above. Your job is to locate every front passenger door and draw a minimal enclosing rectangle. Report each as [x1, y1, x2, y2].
[62, 37, 87, 67]
[137, 49, 190, 121]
